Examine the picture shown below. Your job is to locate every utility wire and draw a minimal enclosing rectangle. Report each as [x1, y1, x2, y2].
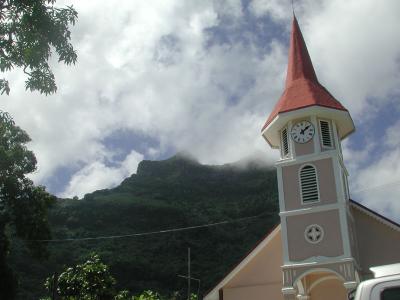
[28, 211, 270, 243]
[27, 181, 400, 243]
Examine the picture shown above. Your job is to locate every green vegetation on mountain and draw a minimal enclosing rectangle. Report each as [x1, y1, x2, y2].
[9, 154, 279, 299]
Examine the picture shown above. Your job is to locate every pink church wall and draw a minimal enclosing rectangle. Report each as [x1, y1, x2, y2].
[352, 206, 400, 278]
[309, 277, 347, 300]
[225, 230, 282, 287]
[221, 229, 284, 300]
[286, 210, 344, 261]
[224, 284, 283, 300]
[282, 158, 337, 211]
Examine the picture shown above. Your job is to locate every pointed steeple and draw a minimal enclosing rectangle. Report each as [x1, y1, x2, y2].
[285, 16, 318, 87]
[262, 16, 349, 133]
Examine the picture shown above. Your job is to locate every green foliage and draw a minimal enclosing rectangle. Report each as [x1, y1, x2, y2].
[114, 289, 197, 300]
[0, 110, 55, 299]
[120, 289, 197, 300]
[0, 0, 78, 95]
[44, 253, 117, 300]
[10, 154, 279, 299]
[114, 290, 133, 300]
[133, 290, 161, 300]
[43, 255, 195, 300]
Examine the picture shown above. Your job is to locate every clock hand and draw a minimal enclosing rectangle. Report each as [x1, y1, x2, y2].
[301, 125, 310, 135]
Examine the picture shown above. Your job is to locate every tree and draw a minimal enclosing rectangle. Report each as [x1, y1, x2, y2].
[44, 253, 117, 300]
[42, 253, 199, 300]
[0, 110, 55, 299]
[0, 0, 78, 95]
[133, 291, 162, 300]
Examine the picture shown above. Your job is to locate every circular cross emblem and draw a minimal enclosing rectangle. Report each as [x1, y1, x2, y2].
[304, 224, 324, 244]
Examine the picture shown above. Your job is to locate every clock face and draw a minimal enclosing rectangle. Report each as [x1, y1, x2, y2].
[290, 120, 315, 144]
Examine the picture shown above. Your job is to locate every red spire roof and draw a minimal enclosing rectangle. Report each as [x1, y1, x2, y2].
[262, 16, 348, 131]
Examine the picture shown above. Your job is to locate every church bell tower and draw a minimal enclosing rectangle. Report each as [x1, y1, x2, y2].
[261, 16, 360, 300]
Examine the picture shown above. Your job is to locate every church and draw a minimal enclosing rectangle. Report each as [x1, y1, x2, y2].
[204, 16, 400, 300]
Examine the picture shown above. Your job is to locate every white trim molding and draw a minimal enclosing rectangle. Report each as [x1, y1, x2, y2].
[282, 257, 356, 269]
[279, 202, 343, 217]
[281, 216, 290, 263]
[277, 165, 286, 212]
[275, 150, 338, 167]
[311, 115, 321, 155]
[339, 206, 352, 257]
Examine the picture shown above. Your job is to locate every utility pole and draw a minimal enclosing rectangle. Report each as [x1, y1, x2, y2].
[178, 275, 201, 300]
[51, 272, 58, 300]
[177, 247, 202, 299]
[188, 247, 191, 300]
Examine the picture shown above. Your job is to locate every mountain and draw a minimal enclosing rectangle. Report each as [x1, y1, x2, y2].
[10, 154, 279, 299]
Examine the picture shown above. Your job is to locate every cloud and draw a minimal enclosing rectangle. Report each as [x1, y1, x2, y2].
[351, 149, 400, 223]
[61, 150, 143, 198]
[349, 120, 400, 222]
[249, 0, 293, 21]
[305, 0, 400, 118]
[1, 0, 400, 218]
[250, 0, 400, 117]
[3, 0, 285, 195]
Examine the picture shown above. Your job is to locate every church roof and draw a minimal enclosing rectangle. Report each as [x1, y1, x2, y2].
[350, 199, 400, 232]
[262, 16, 348, 131]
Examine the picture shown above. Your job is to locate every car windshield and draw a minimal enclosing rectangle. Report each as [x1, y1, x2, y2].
[382, 287, 400, 300]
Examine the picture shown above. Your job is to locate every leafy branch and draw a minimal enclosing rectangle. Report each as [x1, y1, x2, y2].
[0, 0, 77, 95]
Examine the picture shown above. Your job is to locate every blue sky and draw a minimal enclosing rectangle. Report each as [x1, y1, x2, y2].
[1, 0, 400, 221]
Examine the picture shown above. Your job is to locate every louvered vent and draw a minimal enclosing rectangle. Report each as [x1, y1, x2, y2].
[281, 128, 289, 157]
[320, 120, 333, 148]
[300, 165, 319, 203]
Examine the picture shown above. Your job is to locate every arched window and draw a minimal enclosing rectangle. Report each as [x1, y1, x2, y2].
[300, 164, 319, 203]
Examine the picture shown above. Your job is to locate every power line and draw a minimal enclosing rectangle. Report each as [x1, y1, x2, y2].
[27, 180, 399, 243]
[28, 211, 270, 243]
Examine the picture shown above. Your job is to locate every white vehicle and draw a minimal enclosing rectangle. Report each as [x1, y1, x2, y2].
[350, 263, 400, 300]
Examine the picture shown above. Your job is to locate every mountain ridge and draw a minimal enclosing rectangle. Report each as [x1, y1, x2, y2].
[10, 153, 280, 299]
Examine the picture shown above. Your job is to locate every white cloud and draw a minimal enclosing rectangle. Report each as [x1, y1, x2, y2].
[250, 0, 400, 117]
[305, 0, 400, 118]
[351, 149, 400, 222]
[1, 0, 400, 217]
[349, 120, 400, 222]
[249, 0, 291, 21]
[61, 150, 143, 198]
[385, 120, 400, 149]
[3, 0, 285, 190]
